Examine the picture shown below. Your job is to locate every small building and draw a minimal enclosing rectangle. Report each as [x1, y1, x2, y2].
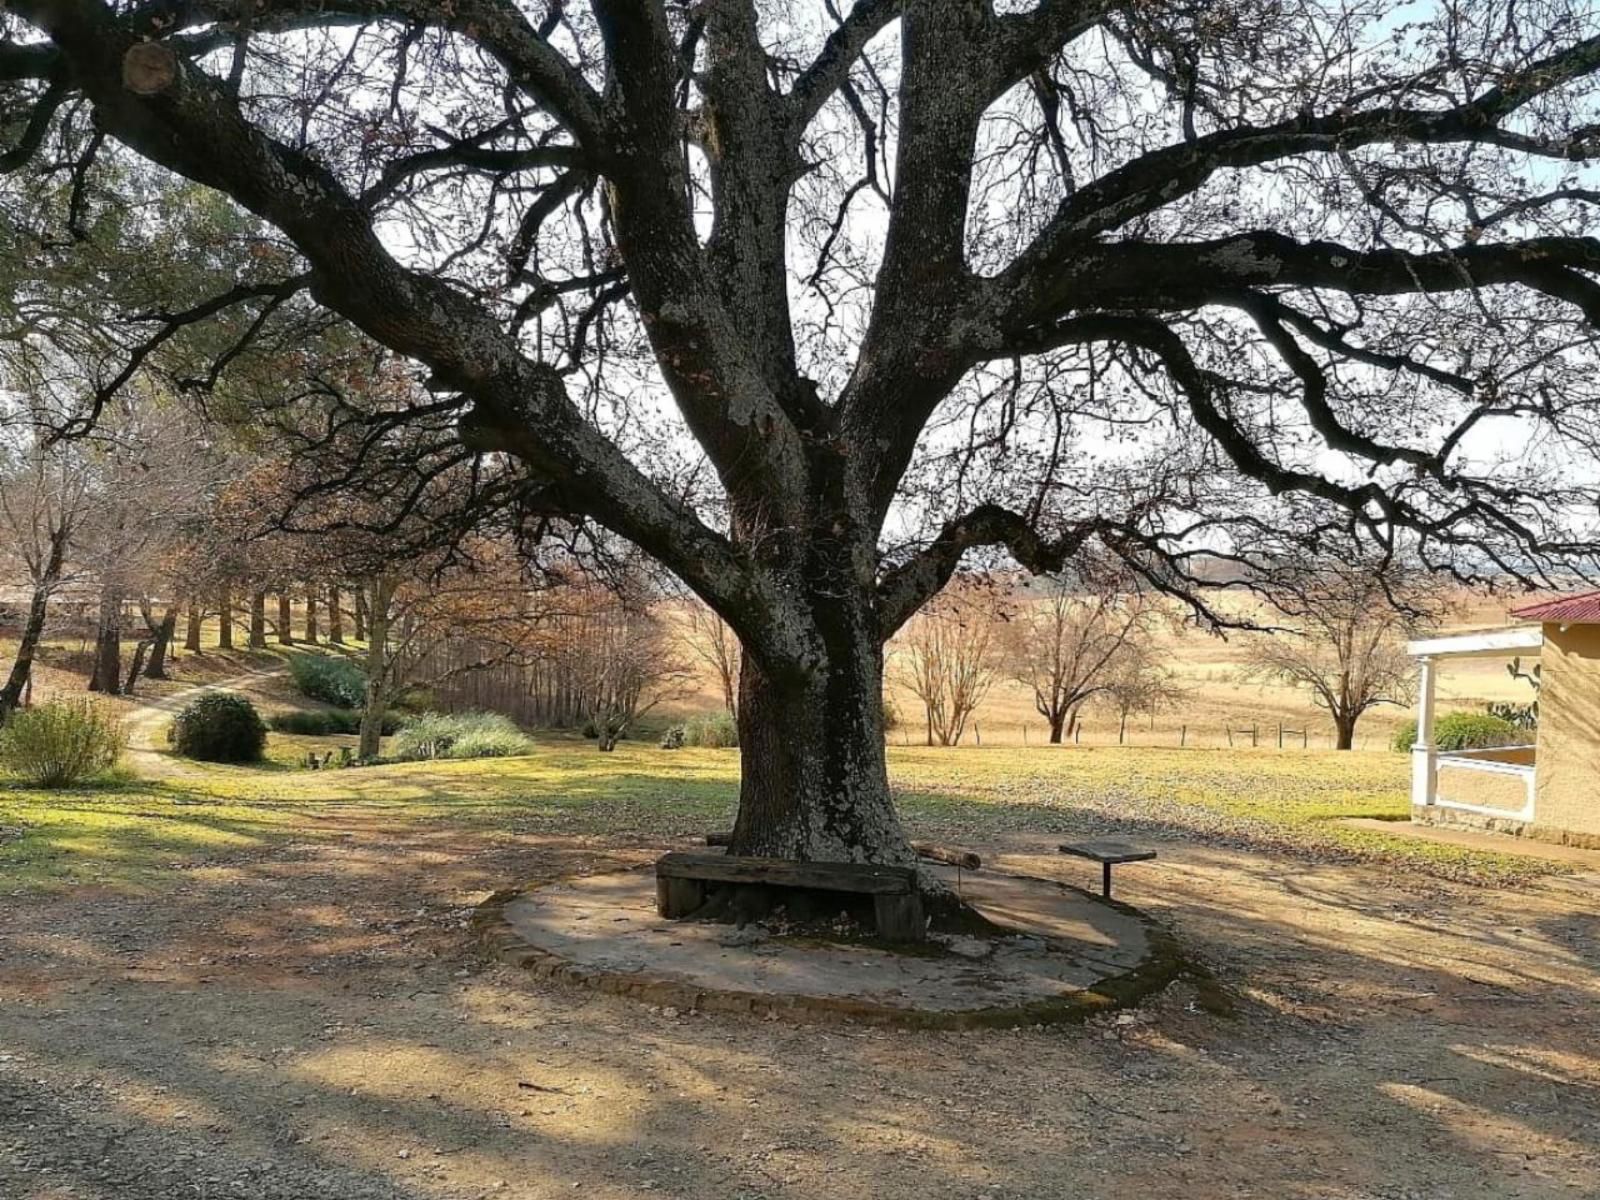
[1407, 591, 1600, 846]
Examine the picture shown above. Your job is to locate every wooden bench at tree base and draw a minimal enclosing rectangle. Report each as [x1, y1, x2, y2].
[655, 851, 926, 942]
[1058, 840, 1157, 899]
[703, 832, 981, 872]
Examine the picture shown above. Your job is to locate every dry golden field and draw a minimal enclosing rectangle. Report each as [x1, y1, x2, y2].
[668, 590, 1539, 751]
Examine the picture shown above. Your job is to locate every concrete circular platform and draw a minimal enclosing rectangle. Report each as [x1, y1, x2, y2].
[474, 864, 1183, 1028]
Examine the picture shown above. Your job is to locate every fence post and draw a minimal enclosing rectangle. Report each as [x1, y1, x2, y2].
[1180, 724, 1187, 747]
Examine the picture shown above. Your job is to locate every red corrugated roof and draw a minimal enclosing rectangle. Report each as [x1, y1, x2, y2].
[1510, 590, 1600, 623]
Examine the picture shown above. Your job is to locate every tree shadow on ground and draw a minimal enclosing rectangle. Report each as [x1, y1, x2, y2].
[5, 803, 1600, 1198]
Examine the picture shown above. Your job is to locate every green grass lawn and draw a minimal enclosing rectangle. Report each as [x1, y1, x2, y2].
[0, 732, 1562, 894]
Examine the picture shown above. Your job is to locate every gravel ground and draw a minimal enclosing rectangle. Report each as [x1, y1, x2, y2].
[4, 809, 1600, 1200]
[4, 671, 1598, 1198]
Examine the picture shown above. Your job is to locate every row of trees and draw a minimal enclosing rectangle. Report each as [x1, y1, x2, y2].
[0, 401, 399, 717]
[371, 556, 694, 755]
[0, 380, 1435, 759]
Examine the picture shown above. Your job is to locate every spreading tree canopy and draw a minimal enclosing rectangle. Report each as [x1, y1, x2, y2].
[5, 0, 1600, 865]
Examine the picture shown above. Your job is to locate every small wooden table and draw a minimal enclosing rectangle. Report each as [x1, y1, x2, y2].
[656, 851, 925, 942]
[1058, 841, 1157, 899]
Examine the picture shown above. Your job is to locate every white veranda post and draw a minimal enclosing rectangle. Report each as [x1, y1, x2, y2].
[1411, 655, 1438, 809]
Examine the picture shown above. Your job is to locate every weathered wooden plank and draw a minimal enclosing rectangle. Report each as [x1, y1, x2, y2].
[656, 874, 706, 918]
[656, 851, 914, 895]
[911, 842, 981, 871]
[873, 892, 927, 943]
[1058, 841, 1156, 899]
[1057, 841, 1157, 865]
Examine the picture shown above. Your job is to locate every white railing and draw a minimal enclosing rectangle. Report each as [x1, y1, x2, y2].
[1431, 745, 1537, 822]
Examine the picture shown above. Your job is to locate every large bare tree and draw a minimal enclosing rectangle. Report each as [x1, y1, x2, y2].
[1244, 566, 1431, 750]
[1003, 573, 1158, 743]
[893, 582, 1002, 746]
[7, 1, 1600, 869]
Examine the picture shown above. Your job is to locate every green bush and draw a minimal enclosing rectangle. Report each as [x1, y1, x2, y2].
[288, 654, 367, 709]
[682, 710, 739, 748]
[170, 692, 268, 762]
[267, 709, 400, 736]
[1392, 710, 1521, 753]
[389, 711, 534, 762]
[0, 699, 126, 787]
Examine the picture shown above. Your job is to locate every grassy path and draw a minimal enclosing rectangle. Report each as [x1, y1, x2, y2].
[121, 665, 287, 779]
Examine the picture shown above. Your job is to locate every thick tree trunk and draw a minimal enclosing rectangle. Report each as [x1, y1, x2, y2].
[327, 586, 344, 644]
[353, 589, 367, 641]
[125, 639, 151, 693]
[729, 598, 911, 866]
[2, 523, 69, 719]
[277, 593, 294, 645]
[217, 586, 234, 651]
[0, 583, 53, 720]
[88, 584, 122, 695]
[249, 590, 267, 649]
[304, 586, 318, 642]
[357, 578, 395, 760]
[144, 604, 179, 679]
[1048, 713, 1065, 744]
[1334, 712, 1357, 751]
[185, 599, 203, 652]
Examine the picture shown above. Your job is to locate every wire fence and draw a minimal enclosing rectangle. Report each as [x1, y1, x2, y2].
[894, 716, 1397, 752]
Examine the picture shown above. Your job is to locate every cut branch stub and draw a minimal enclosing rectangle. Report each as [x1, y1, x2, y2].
[123, 42, 178, 96]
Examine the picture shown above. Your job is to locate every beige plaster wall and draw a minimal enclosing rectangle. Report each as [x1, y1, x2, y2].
[1533, 622, 1600, 838]
[1436, 758, 1534, 814]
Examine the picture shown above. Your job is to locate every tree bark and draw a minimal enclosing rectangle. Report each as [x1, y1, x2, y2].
[0, 524, 67, 721]
[249, 590, 267, 649]
[87, 584, 122, 695]
[124, 639, 151, 693]
[217, 585, 234, 651]
[1048, 714, 1065, 744]
[1334, 712, 1357, 751]
[277, 593, 294, 645]
[305, 585, 318, 643]
[357, 577, 395, 760]
[327, 585, 344, 644]
[144, 604, 179, 679]
[1, 585, 52, 720]
[353, 588, 367, 642]
[185, 599, 203, 652]
[729, 593, 911, 866]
